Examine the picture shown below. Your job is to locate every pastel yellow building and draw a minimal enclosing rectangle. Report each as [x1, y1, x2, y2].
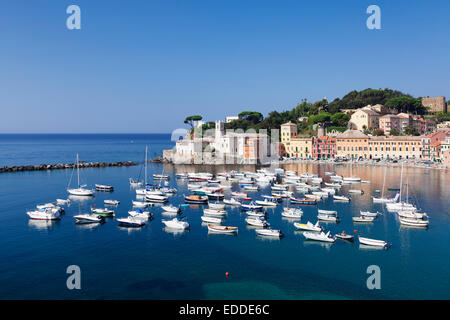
[280, 121, 312, 158]
[335, 130, 369, 159]
[349, 109, 380, 131]
[368, 136, 422, 159]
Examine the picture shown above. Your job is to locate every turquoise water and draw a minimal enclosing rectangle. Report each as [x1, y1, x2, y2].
[0, 134, 449, 299]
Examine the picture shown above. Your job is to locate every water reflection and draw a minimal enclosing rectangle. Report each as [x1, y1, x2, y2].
[163, 226, 189, 237]
[28, 219, 60, 231]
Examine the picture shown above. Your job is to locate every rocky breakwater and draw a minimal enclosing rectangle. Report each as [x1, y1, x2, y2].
[0, 161, 138, 173]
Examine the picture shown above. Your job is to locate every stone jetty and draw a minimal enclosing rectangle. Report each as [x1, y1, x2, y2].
[0, 161, 138, 174]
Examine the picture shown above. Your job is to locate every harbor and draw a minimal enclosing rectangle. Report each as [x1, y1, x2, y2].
[1, 134, 448, 299]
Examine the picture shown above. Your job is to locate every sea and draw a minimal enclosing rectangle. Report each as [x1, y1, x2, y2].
[0, 134, 449, 299]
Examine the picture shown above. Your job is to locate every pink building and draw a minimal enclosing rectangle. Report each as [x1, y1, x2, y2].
[421, 131, 448, 160]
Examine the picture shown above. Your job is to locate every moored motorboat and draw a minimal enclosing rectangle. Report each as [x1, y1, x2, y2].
[360, 210, 379, 217]
[128, 209, 153, 219]
[241, 202, 263, 211]
[104, 199, 120, 205]
[294, 221, 322, 232]
[245, 217, 269, 227]
[318, 213, 339, 222]
[303, 231, 336, 242]
[91, 207, 115, 216]
[281, 208, 303, 219]
[255, 228, 283, 238]
[161, 205, 181, 213]
[348, 189, 364, 195]
[289, 197, 317, 205]
[117, 216, 146, 227]
[95, 184, 114, 192]
[27, 207, 61, 220]
[318, 209, 337, 215]
[333, 195, 350, 202]
[74, 214, 104, 224]
[352, 216, 374, 223]
[162, 218, 190, 229]
[255, 199, 277, 207]
[184, 195, 208, 204]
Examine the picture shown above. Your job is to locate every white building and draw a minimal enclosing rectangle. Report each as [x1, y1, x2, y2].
[225, 116, 239, 123]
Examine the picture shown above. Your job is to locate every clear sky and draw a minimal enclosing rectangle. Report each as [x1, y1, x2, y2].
[0, 0, 449, 133]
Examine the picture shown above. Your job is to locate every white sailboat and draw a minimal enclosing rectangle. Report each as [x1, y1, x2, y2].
[135, 146, 149, 195]
[67, 153, 95, 196]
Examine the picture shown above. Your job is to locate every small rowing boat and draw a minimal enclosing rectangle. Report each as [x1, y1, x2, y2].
[201, 216, 222, 224]
[91, 207, 114, 216]
[358, 236, 388, 247]
[207, 224, 238, 234]
[352, 216, 374, 223]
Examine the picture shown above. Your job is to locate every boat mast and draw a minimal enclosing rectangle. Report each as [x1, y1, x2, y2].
[145, 145, 148, 186]
[381, 166, 386, 199]
[399, 163, 404, 203]
[77, 153, 80, 188]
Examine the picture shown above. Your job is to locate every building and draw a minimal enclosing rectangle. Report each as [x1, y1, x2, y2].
[312, 136, 336, 159]
[437, 121, 450, 131]
[422, 96, 447, 113]
[396, 113, 412, 133]
[335, 130, 369, 159]
[225, 116, 239, 123]
[441, 137, 450, 166]
[368, 136, 422, 160]
[280, 121, 312, 158]
[379, 114, 401, 135]
[349, 109, 380, 131]
[421, 131, 448, 160]
[362, 104, 397, 115]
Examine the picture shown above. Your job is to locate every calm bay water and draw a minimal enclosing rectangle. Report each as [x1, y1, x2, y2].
[0, 134, 449, 299]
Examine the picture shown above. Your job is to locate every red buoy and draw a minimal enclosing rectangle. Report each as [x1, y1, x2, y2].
[353, 229, 357, 233]
[225, 272, 229, 277]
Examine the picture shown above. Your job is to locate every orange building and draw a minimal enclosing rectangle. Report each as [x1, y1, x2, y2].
[335, 130, 370, 159]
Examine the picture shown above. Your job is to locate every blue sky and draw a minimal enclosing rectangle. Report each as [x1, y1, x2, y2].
[0, 0, 449, 133]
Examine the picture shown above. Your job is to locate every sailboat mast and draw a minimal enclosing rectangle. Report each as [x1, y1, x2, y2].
[77, 153, 80, 188]
[145, 145, 148, 186]
[399, 163, 404, 202]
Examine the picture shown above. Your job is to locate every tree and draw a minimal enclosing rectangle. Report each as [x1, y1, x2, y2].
[309, 112, 331, 125]
[385, 97, 426, 114]
[390, 128, 401, 136]
[330, 112, 350, 126]
[238, 111, 263, 124]
[184, 115, 203, 128]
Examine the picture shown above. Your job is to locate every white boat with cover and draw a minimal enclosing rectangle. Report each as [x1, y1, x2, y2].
[161, 205, 181, 213]
[255, 228, 283, 237]
[360, 210, 379, 217]
[117, 216, 146, 227]
[255, 199, 277, 207]
[162, 218, 189, 230]
[333, 195, 350, 202]
[303, 231, 336, 243]
[27, 208, 61, 220]
[294, 221, 322, 232]
[281, 208, 303, 219]
[245, 217, 269, 227]
[74, 214, 104, 223]
[128, 209, 153, 219]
